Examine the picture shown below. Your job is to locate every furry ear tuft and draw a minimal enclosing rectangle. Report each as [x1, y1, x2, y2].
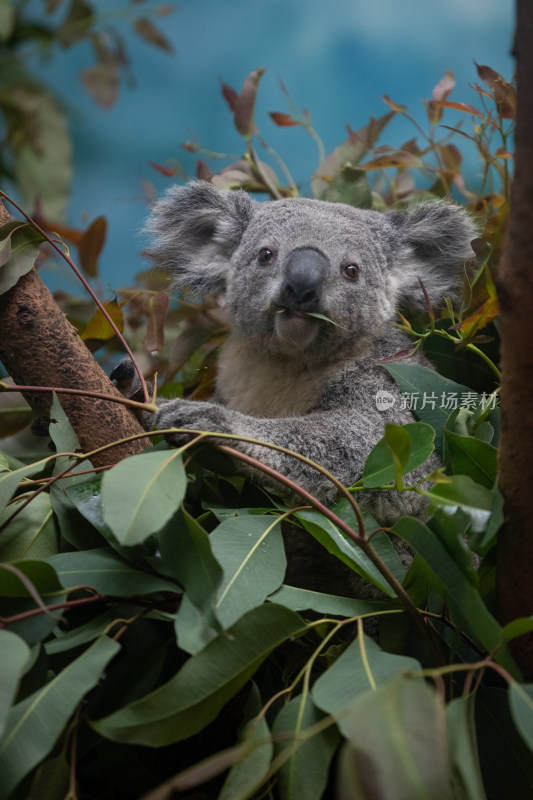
[387, 201, 476, 312]
[144, 181, 255, 296]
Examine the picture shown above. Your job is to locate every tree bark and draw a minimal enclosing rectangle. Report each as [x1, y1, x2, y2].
[496, 0, 533, 678]
[0, 206, 150, 468]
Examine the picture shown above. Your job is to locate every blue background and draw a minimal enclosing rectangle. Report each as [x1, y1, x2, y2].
[21, 0, 514, 287]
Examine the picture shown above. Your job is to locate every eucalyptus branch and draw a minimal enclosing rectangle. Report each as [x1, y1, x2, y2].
[0, 189, 150, 403]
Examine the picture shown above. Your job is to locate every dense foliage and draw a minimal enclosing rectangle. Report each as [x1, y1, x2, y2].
[1, 52, 532, 800]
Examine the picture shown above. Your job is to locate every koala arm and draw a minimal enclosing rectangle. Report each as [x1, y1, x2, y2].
[151, 396, 394, 504]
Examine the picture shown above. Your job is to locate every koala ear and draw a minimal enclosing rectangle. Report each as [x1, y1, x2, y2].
[386, 202, 476, 312]
[144, 180, 255, 295]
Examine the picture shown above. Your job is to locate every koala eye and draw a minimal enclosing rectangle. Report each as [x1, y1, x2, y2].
[343, 263, 360, 280]
[258, 247, 275, 265]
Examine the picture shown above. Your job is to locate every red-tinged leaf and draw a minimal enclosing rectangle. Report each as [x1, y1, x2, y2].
[452, 173, 473, 200]
[495, 147, 514, 159]
[196, 160, 214, 181]
[81, 299, 124, 342]
[399, 138, 420, 155]
[346, 124, 364, 146]
[221, 81, 239, 112]
[134, 18, 174, 53]
[427, 69, 456, 123]
[360, 151, 423, 171]
[380, 349, 417, 363]
[438, 143, 462, 171]
[80, 60, 119, 109]
[470, 82, 493, 100]
[455, 296, 499, 337]
[434, 100, 484, 117]
[475, 62, 516, 119]
[149, 161, 177, 177]
[440, 125, 478, 144]
[234, 68, 265, 137]
[35, 218, 84, 247]
[432, 69, 456, 101]
[145, 292, 170, 355]
[383, 95, 407, 114]
[79, 216, 107, 279]
[269, 112, 299, 127]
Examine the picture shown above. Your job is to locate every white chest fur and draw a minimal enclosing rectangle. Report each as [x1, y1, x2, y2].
[216, 335, 330, 418]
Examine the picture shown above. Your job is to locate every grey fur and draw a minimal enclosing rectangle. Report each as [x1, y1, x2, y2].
[140, 181, 476, 596]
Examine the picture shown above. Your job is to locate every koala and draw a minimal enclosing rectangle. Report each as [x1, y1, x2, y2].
[119, 181, 475, 596]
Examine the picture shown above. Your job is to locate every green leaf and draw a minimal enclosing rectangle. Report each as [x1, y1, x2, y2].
[0, 221, 45, 293]
[294, 508, 403, 597]
[0, 635, 120, 798]
[311, 111, 395, 198]
[0, 631, 31, 740]
[102, 449, 187, 545]
[159, 509, 222, 653]
[0, 492, 57, 561]
[46, 547, 179, 596]
[320, 165, 372, 208]
[446, 696, 487, 800]
[362, 422, 435, 488]
[159, 508, 222, 620]
[313, 633, 421, 727]
[444, 424, 498, 489]
[210, 514, 287, 627]
[509, 683, 533, 753]
[173, 594, 219, 655]
[273, 694, 340, 800]
[25, 751, 70, 800]
[45, 609, 119, 655]
[218, 683, 273, 800]
[476, 688, 533, 797]
[384, 362, 491, 455]
[91, 604, 304, 746]
[268, 584, 383, 618]
[337, 678, 453, 800]
[0, 458, 49, 517]
[0, 560, 62, 597]
[392, 517, 505, 658]
[422, 475, 493, 527]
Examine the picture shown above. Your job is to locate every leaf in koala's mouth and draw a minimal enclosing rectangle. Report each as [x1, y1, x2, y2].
[272, 304, 347, 330]
[304, 311, 349, 331]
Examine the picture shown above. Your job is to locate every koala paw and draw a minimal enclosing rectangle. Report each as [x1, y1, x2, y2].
[110, 358, 154, 429]
[154, 398, 231, 447]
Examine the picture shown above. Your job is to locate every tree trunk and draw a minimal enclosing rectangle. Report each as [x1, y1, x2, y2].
[0, 205, 150, 468]
[496, 0, 533, 678]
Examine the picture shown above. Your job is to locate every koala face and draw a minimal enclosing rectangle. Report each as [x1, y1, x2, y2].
[144, 181, 475, 360]
[226, 198, 397, 356]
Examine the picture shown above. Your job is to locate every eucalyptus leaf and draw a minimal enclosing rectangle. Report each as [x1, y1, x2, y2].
[509, 683, 533, 753]
[218, 683, 273, 800]
[46, 547, 180, 596]
[0, 631, 31, 740]
[273, 694, 340, 800]
[0, 635, 120, 798]
[313, 633, 421, 729]
[91, 604, 303, 746]
[210, 514, 287, 627]
[102, 449, 186, 546]
[337, 678, 453, 800]
[362, 421, 434, 488]
[0, 492, 57, 561]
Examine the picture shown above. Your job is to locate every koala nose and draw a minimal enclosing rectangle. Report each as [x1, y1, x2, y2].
[279, 248, 329, 310]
